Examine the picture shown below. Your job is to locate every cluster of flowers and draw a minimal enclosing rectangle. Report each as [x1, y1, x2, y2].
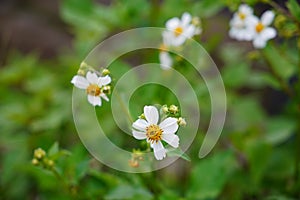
[229, 4, 277, 48]
[159, 12, 202, 70]
[132, 105, 186, 161]
[71, 67, 187, 161]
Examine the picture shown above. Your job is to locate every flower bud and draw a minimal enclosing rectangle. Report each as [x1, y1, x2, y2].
[102, 85, 111, 94]
[34, 148, 46, 159]
[139, 113, 146, 119]
[77, 69, 85, 76]
[169, 105, 179, 114]
[161, 105, 169, 114]
[192, 17, 201, 26]
[128, 159, 139, 168]
[102, 69, 110, 76]
[178, 117, 187, 126]
[32, 158, 39, 165]
[47, 159, 54, 168]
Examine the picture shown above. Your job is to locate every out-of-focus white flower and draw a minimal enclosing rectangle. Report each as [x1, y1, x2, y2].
[71, 71, 111, 106]
[248, 11, 276, 48]
[159, 51, 173, 70]
[165, 12, 200, 46]
[229, 4, 255, 41]
[132, 106, 180, 160]
[159, 32, 174, 70]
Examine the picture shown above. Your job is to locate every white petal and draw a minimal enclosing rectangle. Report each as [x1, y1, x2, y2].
[98, 75, 111, 86]
[100, 93, 109, 102]
[181, 12, 192, 26]
[253, 36, 267, 49]
[86, 71, 98, 84]
[144, 106, 159, 125]
[184, 25, 196, 38]
[132, 130, 147, 140]
[166, 18, 180, 30]
[246, 15, 259, 27]
[162, 31, 173, 46]
[261, 27, 276, 40]
[71, 75, 89, 89]
[229, 28, 237, 39]
[162, 133, 179, 148]
[159, 117, 179, 134]
[159, 52, 173, 70]
[151, 141, 166, 160]
[132, 119, 148, 131]
[239, 4, 253, 16]
[171, 35, 186, 46]
[87, 95, 102, 106]
[261, 11, 275, 26]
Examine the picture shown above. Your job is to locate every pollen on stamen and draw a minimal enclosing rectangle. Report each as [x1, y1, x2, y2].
[255, 22, 264, 33]
[174, 26, 183, 37]
[238, 12, 246, 20]
[86, 84, 101, 96]
[146, 124, 163, 143]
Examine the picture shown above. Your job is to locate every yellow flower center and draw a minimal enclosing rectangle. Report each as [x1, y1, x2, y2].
[174, 26, 183, 36]
[238, 12, 246, 20]
[255, 22, 264, 33]
[146, 124, 163, 143]
[86, 84, 101, 96]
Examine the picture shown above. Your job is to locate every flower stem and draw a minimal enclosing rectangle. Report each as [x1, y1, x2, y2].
[294, 38, 300, 185]
[114, 91, 133, 124]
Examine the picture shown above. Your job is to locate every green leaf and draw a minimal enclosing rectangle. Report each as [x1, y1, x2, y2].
[167, 147, 191, 162]
[187, 150, 237, 199]
[264, 117, 296, 145]
[105, 184, 153, 200]
[246, 142, 272, 185]
[192, 0, 225, 18]
[287, 0, 300, 21]
[246, 71, 281, 89]
[262, 44, 297, 81]
[222, 63, 250, 88]
[48, 142, 59, 156]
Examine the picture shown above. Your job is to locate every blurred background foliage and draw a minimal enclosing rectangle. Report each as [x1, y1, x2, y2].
[0, 0, 300, 199]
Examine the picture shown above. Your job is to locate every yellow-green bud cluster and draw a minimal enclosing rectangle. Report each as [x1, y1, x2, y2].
[178, 117, 187, 126]
[169, 105, 179, 114]
[102, 69, 110, 76]
[32, 148, 55, 169]
[139, 113, 146, 120]
[129, 149, 144, 168]
[102, 85, 111, 94]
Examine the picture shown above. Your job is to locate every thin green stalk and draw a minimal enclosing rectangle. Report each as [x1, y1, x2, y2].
[294, 38, 300, 185]
[114, 91, 133, 124]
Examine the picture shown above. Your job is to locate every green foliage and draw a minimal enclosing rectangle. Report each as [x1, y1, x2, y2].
[187, 150, 237, 199]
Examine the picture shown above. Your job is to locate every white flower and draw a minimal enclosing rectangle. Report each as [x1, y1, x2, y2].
[229, 4, 256, 41]
[132, 106, 180, 160]
[71, 71, 111, 106]
[159, 51, 173, 70]
[248, 11, 276, 48]
[165, 12, 200, 46]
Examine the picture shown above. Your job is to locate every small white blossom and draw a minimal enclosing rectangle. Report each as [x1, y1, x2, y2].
[248, 11, 276, 48]
[229, 4, 256, 41]
[71, 71, 111, 106]
[164, 12, 200, 46]
[159, 51, 173, 70]
[132, 106, 180, 160]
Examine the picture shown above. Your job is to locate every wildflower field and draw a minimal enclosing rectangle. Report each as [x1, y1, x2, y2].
[1, 0, 300, 199]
